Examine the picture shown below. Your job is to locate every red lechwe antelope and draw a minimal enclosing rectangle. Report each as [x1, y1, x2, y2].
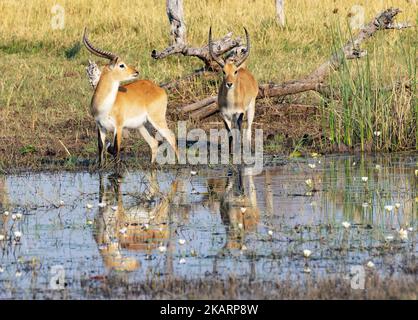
[208, 27, 258, 153]
[82, 28, 178, 166]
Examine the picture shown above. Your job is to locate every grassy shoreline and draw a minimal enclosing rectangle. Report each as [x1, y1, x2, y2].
[0, 1, 417, 171]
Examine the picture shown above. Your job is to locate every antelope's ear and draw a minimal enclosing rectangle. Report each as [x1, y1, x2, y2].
[109, 57, 119, 68]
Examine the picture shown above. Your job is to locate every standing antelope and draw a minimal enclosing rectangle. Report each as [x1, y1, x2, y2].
[82, 28, 178, 166]
[209, 27, 258, 153]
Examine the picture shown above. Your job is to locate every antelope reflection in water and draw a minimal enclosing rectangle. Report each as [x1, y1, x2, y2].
[208, 167, 260, 252]
[94, 172, 178, 272]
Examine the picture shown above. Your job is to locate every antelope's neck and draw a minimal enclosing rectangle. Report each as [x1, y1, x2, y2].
[91, 72, 119, 117]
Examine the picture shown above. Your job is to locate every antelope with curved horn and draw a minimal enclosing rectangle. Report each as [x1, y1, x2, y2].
[82, 28, 178, 166]
[209, 27, 258, 152]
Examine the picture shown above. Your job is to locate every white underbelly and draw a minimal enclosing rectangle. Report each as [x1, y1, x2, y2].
[96, 115, 116, 132]
[123, 114, 147, 129]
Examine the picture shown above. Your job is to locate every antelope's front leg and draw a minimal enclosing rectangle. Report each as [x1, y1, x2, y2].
[108, 126, 123, 164]
[97, 127, 106, 167]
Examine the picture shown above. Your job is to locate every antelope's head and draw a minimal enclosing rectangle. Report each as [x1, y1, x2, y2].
[82, 28, 139, 83]
[209, 27, 250, 90]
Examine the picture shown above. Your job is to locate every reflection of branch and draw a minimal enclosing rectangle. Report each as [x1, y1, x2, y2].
[184, 8, 412, 120]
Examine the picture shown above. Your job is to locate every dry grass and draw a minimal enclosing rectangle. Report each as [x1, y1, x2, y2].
[0, 0, 416, 169]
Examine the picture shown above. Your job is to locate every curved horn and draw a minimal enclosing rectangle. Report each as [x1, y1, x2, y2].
[82, 27, 118, 61]
[235, 27, 250, 68]
[208, 27, 225, 68]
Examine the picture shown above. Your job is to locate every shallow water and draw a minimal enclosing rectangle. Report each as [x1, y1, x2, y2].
[0, 154, 417, 298]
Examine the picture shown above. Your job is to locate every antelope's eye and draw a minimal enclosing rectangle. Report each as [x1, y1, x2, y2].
[119, 64, 125, 69]
[234, 70, 238, 75]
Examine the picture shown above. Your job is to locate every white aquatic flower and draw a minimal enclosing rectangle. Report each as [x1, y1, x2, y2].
[373, 131, 381, 137]
[98, 202, 107, 208]
[158, 245, 167, 253]
[16, 213, 22, 220]
[240, 207, 247, 213]
[384, 205, 394, 212]
[366, 261, 375, 268]
[375, 164, 381, 170]
[15, 270, 22, 277]
[111, 206, 118, 211]
[86, 203, 93, 209]
[361, 177, 368, 182]
[191, 188, 198, 194]
[179, 258, 186, 264]
[59, 200, 65, 206]
[303, 266, 311, 273]
[362, 202, 369, 208]
[395, 203, 401, 209]
[342, 221, 351, 229]
[238, 223, 243, 229]
[308, 163, 316, 169]
[268, 230, 274, 236]
[178, 239, 186, 245]
[352, 162, 356, 166]
[11, 214, 17, 220]
[190, 170, 197, 176]
[0, 234, 5, 241]
[86, 220, 93, 225]
[385, 235, 394, 241]
[241, 245, 248, 251]
[143, 223, 149, 230]
[310, 201, 317, 207]
[407, 227, 413, 232]
[305, 179, 313, 188]
[3, 211, 9, 216]
[14, 231, 22, 240]
[303, 249, 312, 258]
[398, 228, 408, 241]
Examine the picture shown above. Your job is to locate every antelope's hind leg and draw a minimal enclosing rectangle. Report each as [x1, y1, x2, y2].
[97, 127, 106, 166]
[138, 125, 159, 163]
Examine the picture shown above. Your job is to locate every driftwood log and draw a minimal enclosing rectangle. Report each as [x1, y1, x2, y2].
[185, 7, 412, 120]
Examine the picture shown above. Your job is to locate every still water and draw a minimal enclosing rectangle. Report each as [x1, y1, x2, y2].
[0, 154, 416, 298]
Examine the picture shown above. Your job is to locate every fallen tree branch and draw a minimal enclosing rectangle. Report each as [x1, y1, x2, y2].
[151, 0, 245, 70]
[185, 7, 412, 120]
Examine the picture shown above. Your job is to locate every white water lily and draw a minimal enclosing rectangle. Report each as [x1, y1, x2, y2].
[119, 227, 127, 235]
[86, 220, 93, 225]
[238, 223, 243, 229]
[373, 131, 381, 137]
[367, 261, 375, 268]
[14, 231, 22, 240]
[352, 162, 356, 166]
[308, 163, 316, 169]
[190, 171, 197, 176]
[15, 270, 22, 277]
[395, 203, 401, 209]
[385, 235, 394, 241]
[98, 202, 107, 208]
[0, 234, 5, 241]
[111, 206, 118, 211]
[191, 188, 198, 194]
[3, 211, 9, 216]
[16, 213, 22, 220]
[362, 202, 369, 208]
[305, 179, 313, 188]
[178, 239, 186, 245]
[303, 266, 311, 273]
[384, 205, 394, 212]
[59, 200, 65, 206]
[361, 177, 368, 182]
[303, 249, 312, 258]
[86, 203, 93, 209]
[240, 207, 247, 213]
[11, 214, 16, 220]
[342, 221, 351, 229]
[268, 230, 274, 236]
[158, 245, 167, 253]
[179, 258, 186, 264]
[375, 164, 381, 170]
[241, 245, 248, 251]
[398, 228, 408, 241]
[407, 227, 413, 232]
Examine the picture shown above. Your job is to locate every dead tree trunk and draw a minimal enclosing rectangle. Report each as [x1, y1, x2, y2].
[187, 8, 411, 120]
[151, 0, 245, 71]
[276, 0, 285, 27]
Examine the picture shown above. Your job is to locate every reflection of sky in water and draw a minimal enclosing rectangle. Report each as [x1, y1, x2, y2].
[0, 154, 417, 298]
